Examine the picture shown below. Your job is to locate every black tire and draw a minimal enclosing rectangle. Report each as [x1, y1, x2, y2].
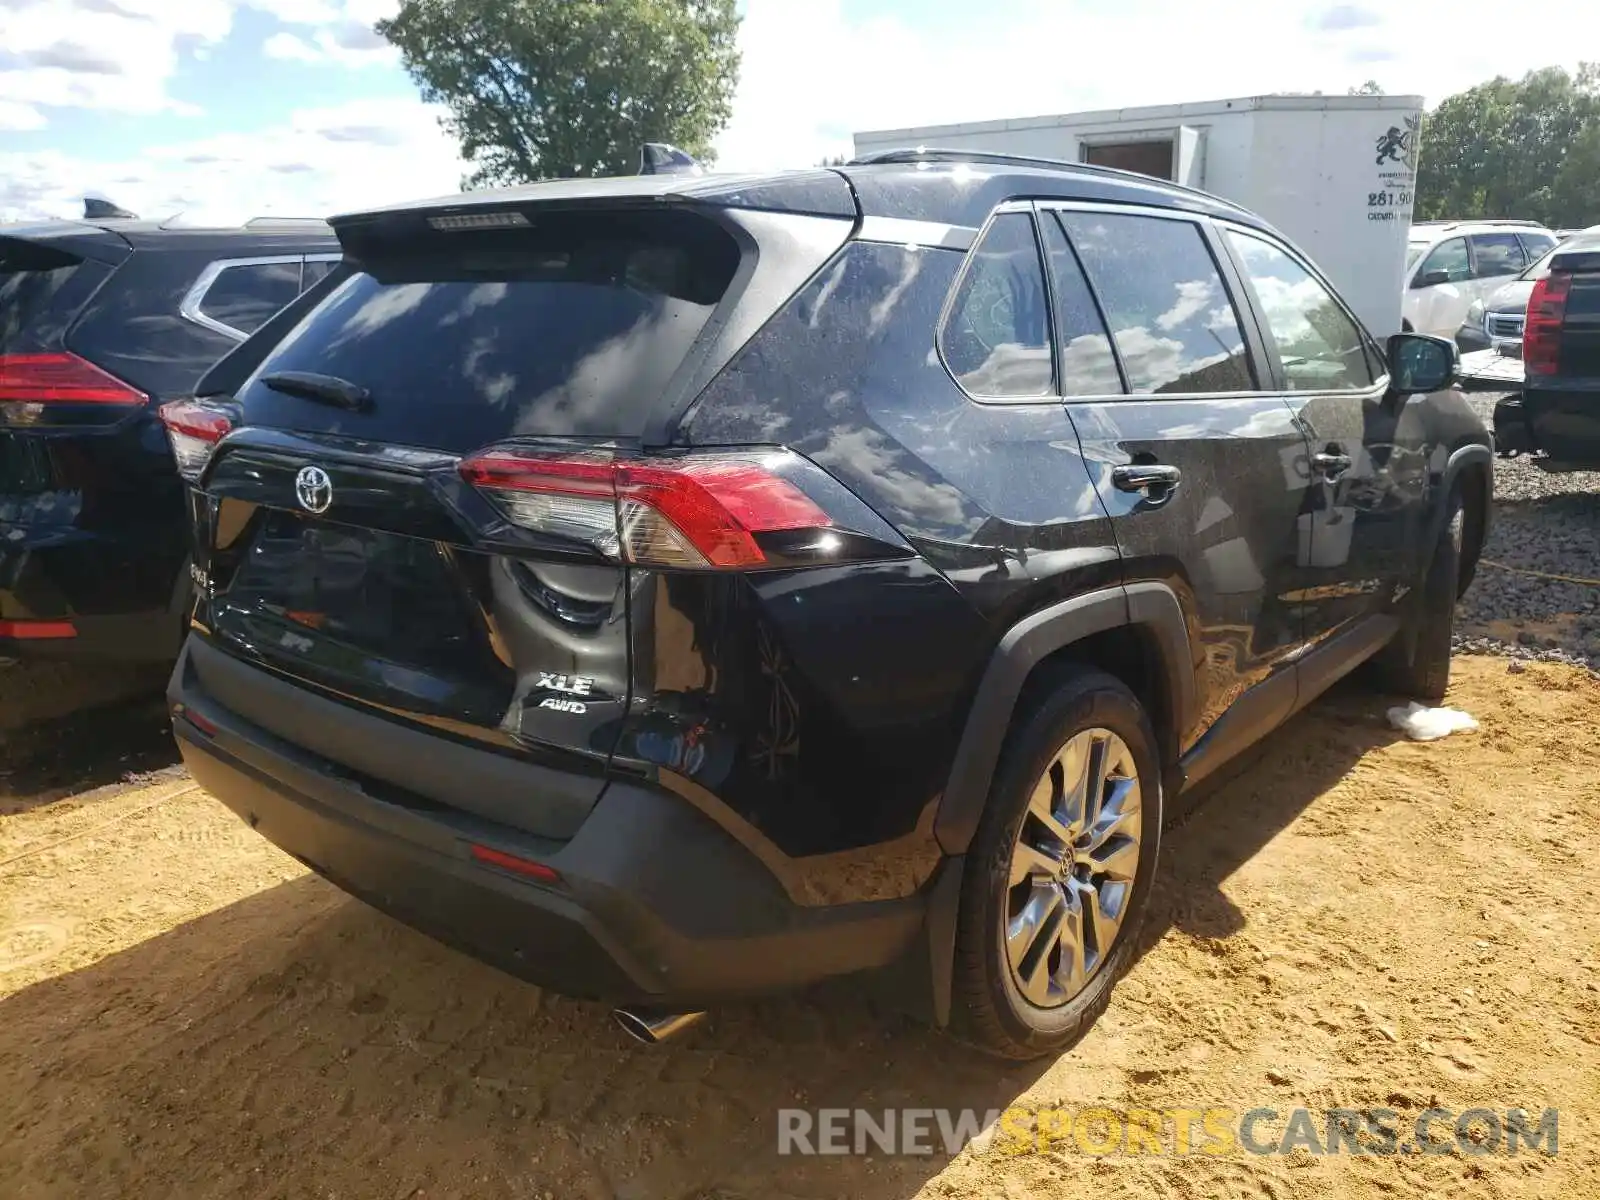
[950, 668, 1163, 1060]
[1373, 489, 1463, 702]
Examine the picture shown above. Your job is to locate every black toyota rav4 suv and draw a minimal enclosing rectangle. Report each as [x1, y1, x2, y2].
[164, 154, 1492, 1060]
[0, 210, 337, 668]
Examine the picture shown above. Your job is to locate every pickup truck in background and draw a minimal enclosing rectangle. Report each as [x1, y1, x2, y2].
[1469, 229, 1600, 471]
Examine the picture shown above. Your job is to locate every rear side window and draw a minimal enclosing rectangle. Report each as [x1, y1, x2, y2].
[196, 260, 303, 337]
[243, 208, 742, 447]
[1469, 233, 1526, 279]
[302, 258, 339, 289]
[1057, 210, 1254, 394]
[1227, 231, 1376, 392]
[939, 211, 1054, 399]
[1038, 214, 1122, 395]
[1519, 232, 1557, 262]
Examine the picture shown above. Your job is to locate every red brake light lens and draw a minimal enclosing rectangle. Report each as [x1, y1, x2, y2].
[1524, 271, 1571, 377]
[0, 619, 76, 640]
[158, 399, 235, 481]
[0, 352, 146, 427]
[459, 449, 833, 569]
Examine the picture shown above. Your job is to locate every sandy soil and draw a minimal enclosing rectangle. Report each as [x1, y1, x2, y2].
[1, 656, 1597, 1200]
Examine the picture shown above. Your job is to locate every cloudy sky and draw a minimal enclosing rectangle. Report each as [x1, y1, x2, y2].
[1, 0, 1595, 223]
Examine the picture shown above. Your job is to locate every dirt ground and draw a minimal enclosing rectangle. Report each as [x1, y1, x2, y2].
[1, 656, 1597, 1200]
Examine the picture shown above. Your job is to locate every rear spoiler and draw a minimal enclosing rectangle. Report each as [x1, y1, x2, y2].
[1550, 244, 1600, 274]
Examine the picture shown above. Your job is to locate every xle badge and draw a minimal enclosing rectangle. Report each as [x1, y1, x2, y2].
[536, 673, 596, 714]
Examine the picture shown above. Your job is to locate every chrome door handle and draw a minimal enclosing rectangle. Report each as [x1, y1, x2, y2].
[1111, 464, 1182, 494]
[1312, 451, 1353, 478]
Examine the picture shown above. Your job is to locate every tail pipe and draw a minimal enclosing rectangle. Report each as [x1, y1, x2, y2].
[611, 1007, 706, 1045]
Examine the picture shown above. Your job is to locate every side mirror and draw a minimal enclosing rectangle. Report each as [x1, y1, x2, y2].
[1414, 269, 1452, 289]
[1387, 332, 1457, 395]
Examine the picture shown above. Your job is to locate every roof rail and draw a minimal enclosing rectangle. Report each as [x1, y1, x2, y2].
[244, 216, 331, 229]
[847, 146, 1222, 204]
[1412, 218, 1547, 231]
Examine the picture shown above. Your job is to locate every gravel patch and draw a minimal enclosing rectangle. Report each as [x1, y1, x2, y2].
[1454, 393, 1600, 672]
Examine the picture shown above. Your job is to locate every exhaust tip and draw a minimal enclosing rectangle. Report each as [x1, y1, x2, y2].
[612, 1007, 706, 1045]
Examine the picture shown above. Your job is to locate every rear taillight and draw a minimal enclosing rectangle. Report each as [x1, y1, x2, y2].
[459, 448, 835, 570]
[0, 619, 76, 640]
[1525, 271, 1571, 377]
[158, 399, 235, 481]
[0, 351, 146, 423]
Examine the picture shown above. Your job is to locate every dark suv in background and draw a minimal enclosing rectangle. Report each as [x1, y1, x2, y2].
[0, 207, 337, 674]
[164, 154, 1491, 1059]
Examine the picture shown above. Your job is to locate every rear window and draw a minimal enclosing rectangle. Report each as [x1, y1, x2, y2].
[242, 209, 742, 448]
[0, 246, 82, 351]
[1523, 234, 1600, 281]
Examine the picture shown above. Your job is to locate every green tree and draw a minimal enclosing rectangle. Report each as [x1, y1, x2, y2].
[1415, 64, 1600, 226]
[378, 0, 741, 187]
[1348, 80, 1384, 95]
[1550, 123, 1600, 227]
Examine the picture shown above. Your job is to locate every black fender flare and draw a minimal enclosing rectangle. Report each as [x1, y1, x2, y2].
[918, 581, 1194, 1026]
[1429, 441, 1493, 553]
[932, 581, 1195, 857]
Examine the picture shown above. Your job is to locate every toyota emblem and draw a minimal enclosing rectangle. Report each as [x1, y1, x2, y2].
[295, 465, 333, 514]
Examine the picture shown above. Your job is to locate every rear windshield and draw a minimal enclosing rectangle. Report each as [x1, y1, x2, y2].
[1522, 234, 1600, 281]
[241, 208, 742, 448]
[0, 262, 81, 351]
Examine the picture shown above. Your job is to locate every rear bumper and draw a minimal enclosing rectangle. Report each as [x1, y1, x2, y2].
[0, 524, 186, 665]
[167, 637, 928, 1006]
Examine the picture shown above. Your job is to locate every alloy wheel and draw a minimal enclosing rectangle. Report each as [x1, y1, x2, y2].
[1004, 727, 1143, 1009]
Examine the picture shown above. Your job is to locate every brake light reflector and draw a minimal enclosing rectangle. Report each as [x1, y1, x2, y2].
[459, 449, 833, 569]
[469, 843, 561, 883]
[0, 619, 76, 639]
[0, 352, 146, 405]
[158, 399, 234, 481]
[1525, 270, 1571, 377]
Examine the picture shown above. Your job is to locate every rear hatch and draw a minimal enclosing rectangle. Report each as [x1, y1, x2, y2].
[2, 228, 134, 600]
[1523, 236, 1600, 460]
[181, 185, 857, 834]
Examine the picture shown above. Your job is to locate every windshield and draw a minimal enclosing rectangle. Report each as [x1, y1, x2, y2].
[1521, 233, 1600, 281]
[1405, 242, 1428, 271]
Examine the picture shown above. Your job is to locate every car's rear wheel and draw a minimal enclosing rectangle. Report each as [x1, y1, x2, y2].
[951, 668, 1162, 1060]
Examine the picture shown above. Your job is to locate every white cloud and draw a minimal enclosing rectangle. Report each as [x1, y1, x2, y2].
[262, 32, 322, 64]
[714, 0, 1600, 170]
[0, 99, 48, 131]
[0, 97, 465, 223]
[0, 0, 232, 116]
[256, 10, 397, 68]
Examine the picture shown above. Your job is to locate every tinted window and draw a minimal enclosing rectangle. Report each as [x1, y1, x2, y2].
[1057, 210, 1253, 394]
[1228, 231, 1375, 392]
[241, 208, 741, 447]
[1522, 233, 1600, 281]
[940, 212, 1053, 398]
[199, 260, 302, 336]
[1519, 232, 1557, 262]
[302, 258, 338, 289]
[0, 265, 79, 350]
[1416, 237, 1470, 285]
[1039, 214, 1122, 395]
[1469, 233, 1526, 279]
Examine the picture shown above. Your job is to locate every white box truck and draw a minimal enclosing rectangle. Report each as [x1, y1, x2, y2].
[854, 93, 1424, 337]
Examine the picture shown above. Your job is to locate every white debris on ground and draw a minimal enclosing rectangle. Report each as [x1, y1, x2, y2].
[1386, 701, 1480, 741]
